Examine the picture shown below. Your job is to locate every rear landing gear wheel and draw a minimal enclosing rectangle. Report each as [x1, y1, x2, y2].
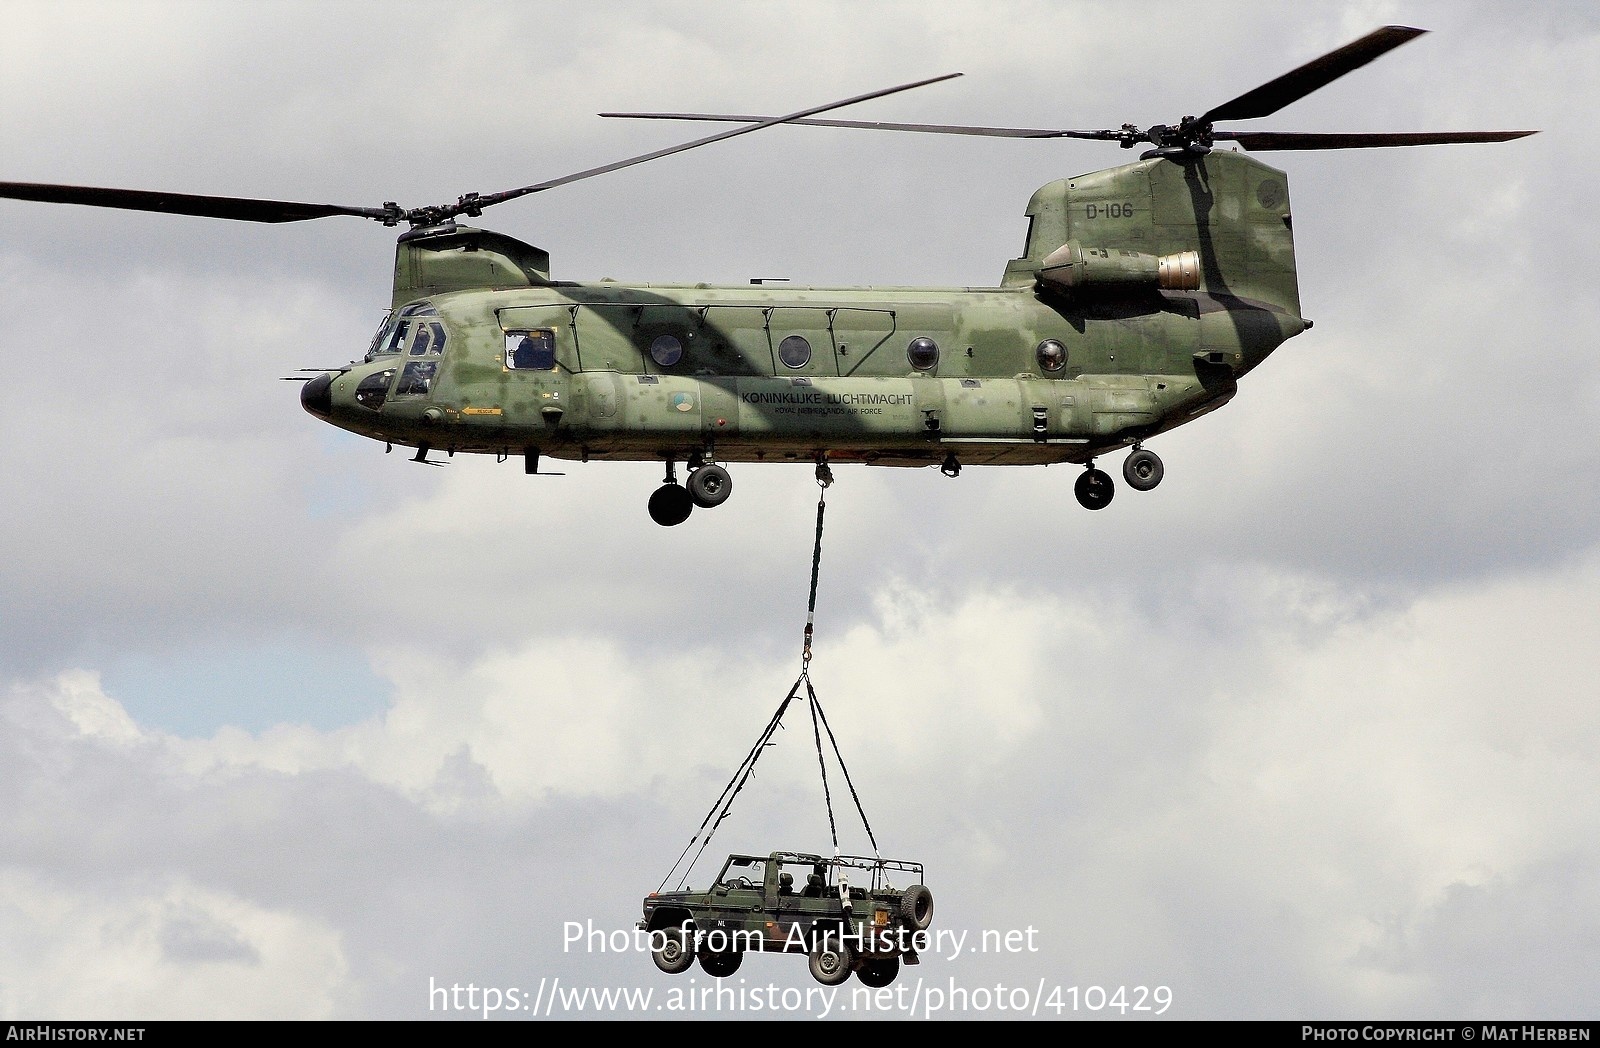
[1074, 467, 1114, 510]
[1123, 447, 1164, 491]
[687, 463, 733, 508]
[648, 483, 693, 526]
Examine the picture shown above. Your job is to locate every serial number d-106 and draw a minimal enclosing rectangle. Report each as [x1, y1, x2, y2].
[1085, 203, 1136, 219]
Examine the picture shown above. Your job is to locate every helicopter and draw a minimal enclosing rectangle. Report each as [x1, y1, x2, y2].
[0, 26, 1533, 527]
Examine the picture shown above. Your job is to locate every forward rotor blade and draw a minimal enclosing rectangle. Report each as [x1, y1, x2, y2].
[473, 72, 963, 211]
[600, 112, 1123, 141]
[0, 181, 393, 224]
[1217, 129, 1538, 150]
[1200, 25, 1428, 123]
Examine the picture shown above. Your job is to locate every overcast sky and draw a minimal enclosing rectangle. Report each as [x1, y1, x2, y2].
[2, 0, 1594, 1021]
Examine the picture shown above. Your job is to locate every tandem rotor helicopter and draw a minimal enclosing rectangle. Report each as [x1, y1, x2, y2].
[2, 26, 1533, 526]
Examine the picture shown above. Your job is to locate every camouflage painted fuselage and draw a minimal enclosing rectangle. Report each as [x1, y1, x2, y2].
[302, 150, 1307, 470]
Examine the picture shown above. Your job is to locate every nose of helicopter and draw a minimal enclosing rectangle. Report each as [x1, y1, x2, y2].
[300, 371, 334, 418]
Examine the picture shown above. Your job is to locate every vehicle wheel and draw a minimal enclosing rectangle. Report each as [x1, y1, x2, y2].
[899, 885, 934, 932]
[698, 946, 743, 978]
[1122, 448, 1164, 491]
[856, 957, 900, 988]
[686, 464, 733, 508]
[808, 931, 854, 986]
[1074, 467, 1114, 510]
[647, 483, 694, 526]
[651, 925, 694, 975]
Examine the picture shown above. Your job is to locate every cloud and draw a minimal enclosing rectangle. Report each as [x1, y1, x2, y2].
[0, 871, 347, 1020]
[7, 548, 1600, 1016]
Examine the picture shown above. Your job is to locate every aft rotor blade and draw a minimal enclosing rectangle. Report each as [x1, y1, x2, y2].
[1200, 25, 1428, 123]
[1218, 129, 1538, 150]
[0, 181, 394, 224]
[472, 72, 963, 210]
[600, 112, 1124, 142]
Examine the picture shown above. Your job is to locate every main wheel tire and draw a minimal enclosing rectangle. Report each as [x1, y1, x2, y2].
[686, 463, 733, 508]
[808, 931, 854, 986]
[647, 483, 694, 526]
[698, 947, 743, 978]
[899, 884, 934, 931]
[651, 926, 694, 975]
[1074, 467, 1115, 510]
[1122, 448, 1164, 491]
[856, 957, 900, 988]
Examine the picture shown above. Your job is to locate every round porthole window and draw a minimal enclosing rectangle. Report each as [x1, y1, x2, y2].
[1036, 338, 1067, 372]
[649, 334, 684, 367]
[779, 334, 811, 369]
[907, 336, 939, 371]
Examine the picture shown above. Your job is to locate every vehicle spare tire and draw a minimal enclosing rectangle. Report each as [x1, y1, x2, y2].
[900, 884, 934, 931]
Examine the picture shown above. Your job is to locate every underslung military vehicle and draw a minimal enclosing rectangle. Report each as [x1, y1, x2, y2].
[0, 27, 1533, 525]
[639, 851, 934, 987]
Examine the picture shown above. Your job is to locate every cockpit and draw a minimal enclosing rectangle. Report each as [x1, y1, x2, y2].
[367, 300, 448, 362]
[355, 300, 449, 410]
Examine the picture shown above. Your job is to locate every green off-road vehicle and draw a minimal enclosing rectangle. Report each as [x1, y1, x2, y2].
[639, 851, 934, 987]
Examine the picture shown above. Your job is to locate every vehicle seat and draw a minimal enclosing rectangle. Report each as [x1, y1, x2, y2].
[803, 873, 825, 897]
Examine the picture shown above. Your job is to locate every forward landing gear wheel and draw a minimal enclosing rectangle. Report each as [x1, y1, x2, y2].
[647, 483, 693, 526]
[687, 463, 733, 508]
[1123, 448, 1164, 491]
[1074, 467, 1115, 510]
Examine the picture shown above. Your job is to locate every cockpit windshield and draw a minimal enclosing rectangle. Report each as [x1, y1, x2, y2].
[366, 300, 448, 364]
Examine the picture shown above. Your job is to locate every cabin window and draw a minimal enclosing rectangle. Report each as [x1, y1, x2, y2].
[505, 330, 556, 371]
[907, 336, 939, 371]
[649, 334, 684, 368]
[778, 335, 811, 369]
[1036, 339, 1067, 372]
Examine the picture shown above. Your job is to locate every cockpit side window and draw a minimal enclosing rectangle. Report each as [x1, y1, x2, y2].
[395, 360, 438, 397]
[409, 321, 447, 356]
[410, 324, 433, 356]
[506, 329, 557, 371]
[370, 302, 445, 364]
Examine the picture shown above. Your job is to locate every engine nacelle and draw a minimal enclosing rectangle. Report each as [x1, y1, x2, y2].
[1037, 241, 1199, 294]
